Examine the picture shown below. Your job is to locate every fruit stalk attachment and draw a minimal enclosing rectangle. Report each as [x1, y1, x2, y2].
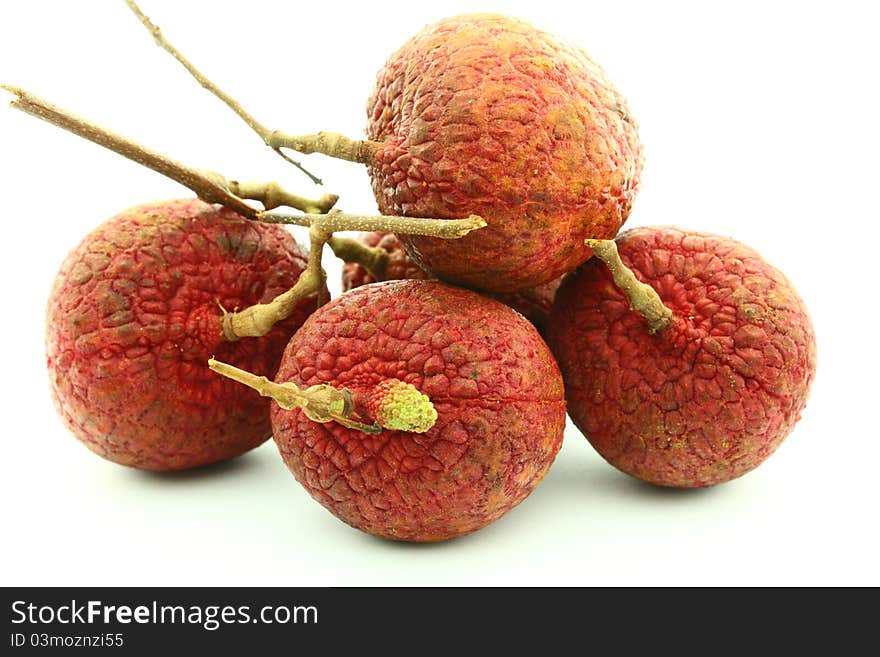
[584, 239, 673, 334]
[125, 3, 383, 167]
[327, 236, 390, 280]
[125, 0, 379, 169]
[208, 358, 379, 433]
[221, 223, 329, 341]
[276, 132, 381, 164]
[208, 359, 437, 434]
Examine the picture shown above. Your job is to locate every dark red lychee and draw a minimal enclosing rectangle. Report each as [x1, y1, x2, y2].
[341, 231, 562, 334]
[270, 279, 566, 541]
[546, 226, 816, 488]
[366, 13, 643, 293]
[46, 198, 322, 471]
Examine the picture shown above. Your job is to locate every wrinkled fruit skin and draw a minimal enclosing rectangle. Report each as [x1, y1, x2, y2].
[547, 227, 816, 488]
[341, 231, 562, 335]
[366, 13, 643, 293]
[46, 199, 321, 471]
[494, 279, 564, 337]
[271, 280, 566, 541]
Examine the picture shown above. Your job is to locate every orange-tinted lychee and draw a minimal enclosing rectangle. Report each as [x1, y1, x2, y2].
[366, 14, 643, 292]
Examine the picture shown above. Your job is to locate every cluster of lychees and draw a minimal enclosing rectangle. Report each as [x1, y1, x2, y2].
[7, 4, 814, 542]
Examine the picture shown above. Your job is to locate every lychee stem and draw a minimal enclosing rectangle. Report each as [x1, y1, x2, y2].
[585, 239, 673, 334]
[227, 181, 337, 215]
[1, 85, 336, 216]
[2, 84, 256, 218]
[275, 132, 382, 165]
[125, 3, 382, 168]
[221, 211, 486, 339]
[327, 236, 389, 279]
[260, 211, 487, 239]
[124, 0, 322, 185]
[222, 224, 329, 341]
[207, 358, 382, 434]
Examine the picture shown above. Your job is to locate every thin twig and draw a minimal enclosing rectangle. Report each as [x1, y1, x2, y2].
[226, 180, 338, 214]
[262, 211, 486, 238]
[124, 0, 323, 185]
[2, 84, 258, 218]
[2, 85, 338, 215]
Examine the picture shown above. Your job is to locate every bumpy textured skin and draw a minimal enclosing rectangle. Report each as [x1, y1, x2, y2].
[494, 279, 563, 337]
[341, 232, 562, 335]
[366, 14, 643, 293]
[547, 227, 817, 488]
[46, 199, 321, 471]
[271, 280, 566, 541]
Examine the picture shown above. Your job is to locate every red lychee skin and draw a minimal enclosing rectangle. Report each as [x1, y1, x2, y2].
[46, 199, 322, 471]
[494, 279, 563, 337]
[366, 14, 643, 293]
[270, 280, 566, 542]
[341, 231, 562, 335]
[546, 227, 817, 488]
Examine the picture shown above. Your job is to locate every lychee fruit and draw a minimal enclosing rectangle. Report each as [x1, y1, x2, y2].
[223, 279, 566, 541]
[293, 14, 642, 293]
[365, 14, 642, 293]
[546, 226, 816, 487]
[46, 198, 322, 471]
[341, 231, 562, 334]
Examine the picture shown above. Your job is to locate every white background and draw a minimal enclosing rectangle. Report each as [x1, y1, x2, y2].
[1, 1, 878, 586]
